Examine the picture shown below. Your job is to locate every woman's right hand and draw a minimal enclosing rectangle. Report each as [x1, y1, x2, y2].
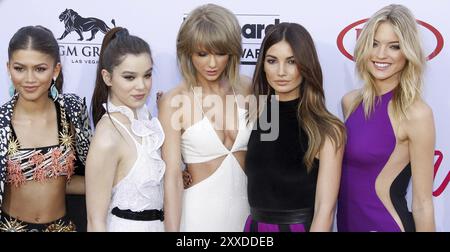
[182, 170, 192, 189]
[156, 91, 163, 104]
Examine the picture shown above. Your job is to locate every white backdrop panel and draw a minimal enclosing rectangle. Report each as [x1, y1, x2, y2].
[0, 0, 448, 231]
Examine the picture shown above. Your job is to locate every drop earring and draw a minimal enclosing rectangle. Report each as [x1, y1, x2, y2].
[8, 75, 15, 97]
[50, 78, 59, 100]
[9, 84, 15, 97]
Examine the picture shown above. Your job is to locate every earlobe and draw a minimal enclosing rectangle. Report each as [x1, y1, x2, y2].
[54, 62, 62, 80]
[6, 62, 10, 77]
[6, 62, 12, 80]
[101, 69, 112, 87]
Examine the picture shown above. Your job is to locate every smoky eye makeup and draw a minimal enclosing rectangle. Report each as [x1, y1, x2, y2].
[287, 56, 296, 64]
[390, 44, 401, 50]
[13, 66, 24, 72]
[35, 66, 48, 72]
[122, 74, 136, 81]
[197, 51, 208, 57]
[287, 59, 296, 64]
[265, 55, 277, 64]
[266, 59, 276, 64]
[144, 72, 152, 78]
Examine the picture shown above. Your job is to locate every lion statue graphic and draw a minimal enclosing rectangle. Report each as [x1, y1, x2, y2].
[58, 9, 115, 41]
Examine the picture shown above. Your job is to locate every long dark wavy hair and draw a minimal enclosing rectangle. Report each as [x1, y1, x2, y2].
[252, 22, 346, 170]
[91, 27, 152, 127]
[8, 25, 64, 92]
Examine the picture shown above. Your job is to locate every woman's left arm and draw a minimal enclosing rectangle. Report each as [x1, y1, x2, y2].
[66, 175, 85, 194]
[310, 137, 344, 232]
[407, 103, 436, 231]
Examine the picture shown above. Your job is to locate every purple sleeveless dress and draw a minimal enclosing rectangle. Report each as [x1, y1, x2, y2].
[337, 91, 414, 232]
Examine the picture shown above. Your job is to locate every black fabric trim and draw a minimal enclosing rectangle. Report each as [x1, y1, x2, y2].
[390, 163, 415, 232]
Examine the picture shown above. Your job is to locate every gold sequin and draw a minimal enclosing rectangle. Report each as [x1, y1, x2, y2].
[61, 120, 70, 132]
[59, 131, 74, 149]
[0, 218, 28, 232]
[44, 220, 76, 232]
[7, 138, 20, 156]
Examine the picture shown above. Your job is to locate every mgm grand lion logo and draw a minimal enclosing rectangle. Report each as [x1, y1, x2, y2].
[58, 9, 115, 41]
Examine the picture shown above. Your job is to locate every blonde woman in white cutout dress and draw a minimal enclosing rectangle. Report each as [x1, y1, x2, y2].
[159, 4, 253, 232]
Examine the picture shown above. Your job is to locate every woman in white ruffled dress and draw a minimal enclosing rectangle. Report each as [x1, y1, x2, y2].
[85, 27, 165, 232]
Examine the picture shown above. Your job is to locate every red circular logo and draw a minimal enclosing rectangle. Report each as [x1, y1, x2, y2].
[337, 19, 444, 61]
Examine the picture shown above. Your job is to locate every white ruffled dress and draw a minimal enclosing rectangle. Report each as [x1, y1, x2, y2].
[104, 102, 166, 232]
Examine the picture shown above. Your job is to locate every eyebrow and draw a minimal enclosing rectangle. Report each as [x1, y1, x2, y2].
[12, 62, 49, 67]
[374, 39, 400, 44]
[121, 71, 137, 75]
[265, 54, 295, 59]
[121, 68, 153, 75]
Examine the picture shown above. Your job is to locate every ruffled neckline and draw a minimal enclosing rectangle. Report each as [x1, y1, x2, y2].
[104, 100, 166, 188]
[103, 100, 157, 138]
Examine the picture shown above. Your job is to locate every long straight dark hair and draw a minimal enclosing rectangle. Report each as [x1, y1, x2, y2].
[91, 27, 152, 127]
[8, 25, 64, 92]
[252, 22, 346, 170]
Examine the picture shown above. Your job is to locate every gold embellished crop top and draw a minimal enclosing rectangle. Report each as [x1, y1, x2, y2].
[6, 102, 76, 187]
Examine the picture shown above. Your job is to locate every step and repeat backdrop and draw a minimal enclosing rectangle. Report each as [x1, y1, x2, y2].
[0, 0, 449, 231]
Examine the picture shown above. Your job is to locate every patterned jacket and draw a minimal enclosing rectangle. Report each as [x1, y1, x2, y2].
[0, 93, 92, 213]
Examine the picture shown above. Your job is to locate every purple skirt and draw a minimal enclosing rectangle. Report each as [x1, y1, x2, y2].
[243, 215, 309, 232]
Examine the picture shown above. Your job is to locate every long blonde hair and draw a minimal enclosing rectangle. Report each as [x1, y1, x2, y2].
[252, 23, 346, 171]
[176, 4, 242, 87]
[350, 4, 425, 120]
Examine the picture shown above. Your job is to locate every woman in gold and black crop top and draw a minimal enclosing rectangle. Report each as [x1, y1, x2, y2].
[0, 26, 91, 232]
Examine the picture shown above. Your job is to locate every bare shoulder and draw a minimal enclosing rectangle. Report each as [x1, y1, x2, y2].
[406, 98, 434, 122]
[342, 89, 360, 108]
[402, 98, 435, 143]
[91, 116, 122, 152]
[341, 89, 361, 117]
[158, 82, 190, 110]
[237, 75, 253, 96]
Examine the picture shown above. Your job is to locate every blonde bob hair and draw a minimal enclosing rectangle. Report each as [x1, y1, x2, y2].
[176, 4, 242, 87]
